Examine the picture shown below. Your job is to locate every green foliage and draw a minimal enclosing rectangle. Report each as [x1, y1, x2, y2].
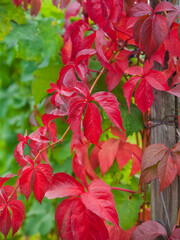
[32, 65, 61, 104]
[113, 189, 143, 230]
[0, 0, 26, 41]
[24, 198, 55, 236]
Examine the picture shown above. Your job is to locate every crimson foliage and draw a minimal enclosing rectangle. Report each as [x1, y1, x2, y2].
[1, 0, 180, 239]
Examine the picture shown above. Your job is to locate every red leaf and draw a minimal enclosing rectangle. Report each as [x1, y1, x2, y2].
[63, 20, 88, 61]
[131, 220, 167, 240]
[61, 37, 72, 64]
[86, 0, 108, 28]
[19, 163, 52, 203]
[106, 61, 123, 91]
[73, 154, 88, 187]
[33, 164, 52, 203]
[125, 66, 143, 75]
[71, 135, 98, 186]
[81, 180, 119, 227]
[55, 198, 77, 240]
[98, 138, 120, 175]
[140, 16, 158, 58]
[65, 1, 81, 27]
[19, 167, 34, 201]
[123, 76, 141, 112]
[141, 144, 168, 172]
[45, 172, 85, 199]
[154, 1, 176, 13]
[0, 207, 11, 238]
[108, 225, 136, 240]
[0, 174, 16, 188]
[9, 200, 25, 236]
[12, 0, 23, 7]
[83, 102, 102, 145]
[55, 198, 109, 240]
[95, 29, 113, 71]
[91, 91, 124, 130]
[30, 0, 41, 16]
[134, 78, 154, 113]
[168, 84, 180, 97]
[70, 198, 109, 240]
[152, 14, 169, 47]
[158, 152, 177, 192]
[74, 81, 90, 99]
[116, 142, 133, 170]
[128, 2, 153, 17]
[68, 95, 86, 137]
[169, 228, 180, 240]
[145, 70, 169, 91]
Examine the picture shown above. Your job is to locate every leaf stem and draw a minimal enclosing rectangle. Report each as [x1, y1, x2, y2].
[111, 187, 136, 194]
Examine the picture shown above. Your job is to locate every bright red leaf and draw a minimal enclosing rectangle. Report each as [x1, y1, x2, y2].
[19, 161, 52, 203]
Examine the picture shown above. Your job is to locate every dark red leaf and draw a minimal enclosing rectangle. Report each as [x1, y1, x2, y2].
[140, 16, 158, 58]
[141, 144, 168, 172]
[169, 228, 180, 240]
[131, 220, 167, 240]
[30, 0, 41, 16]
[158, 152, 177, 192]
[81, 180, 119, 227]
[91, 91, 124, 130]
[128, 2, 153, 17]
[134, 79, 154, 113]
[152, 14, 169, 47]
[45, 172, 85, 199]
[83, 102, 102, 145]
[154, 1, 176, 13]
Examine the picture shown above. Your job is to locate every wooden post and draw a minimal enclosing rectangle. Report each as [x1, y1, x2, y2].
[150, 89, 179, 234]
[149, 0, 180, 235]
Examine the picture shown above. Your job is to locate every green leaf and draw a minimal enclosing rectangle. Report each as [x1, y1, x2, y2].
[120, 103, 143, 136]
[24, 198, 55, 236]
[5, 18, 61, 61]
[32, 65, 60, 104]
[112, 189, 143, 230]
[0, 0, 26, 41]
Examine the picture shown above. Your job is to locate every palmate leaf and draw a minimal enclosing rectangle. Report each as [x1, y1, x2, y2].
[140, 143, 180, 192]
[46, 173, 119, 239]
[0, 186, 25, 238]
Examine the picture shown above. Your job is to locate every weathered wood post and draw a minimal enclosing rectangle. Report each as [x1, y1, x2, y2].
[150, 0, 180, 237]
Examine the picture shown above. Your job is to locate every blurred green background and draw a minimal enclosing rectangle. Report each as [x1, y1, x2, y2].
[0, 1, 145, 239]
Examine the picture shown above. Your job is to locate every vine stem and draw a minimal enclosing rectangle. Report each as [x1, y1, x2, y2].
[7, 126, 70, 203]
[111, 187, 136, 194]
